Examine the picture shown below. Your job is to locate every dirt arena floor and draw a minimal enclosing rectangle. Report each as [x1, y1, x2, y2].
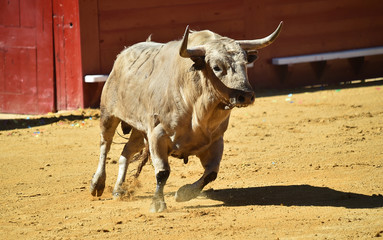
[1, 83, 383, 239]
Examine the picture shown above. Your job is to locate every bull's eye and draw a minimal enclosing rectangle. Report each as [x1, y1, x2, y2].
[213, 66, 222, 72]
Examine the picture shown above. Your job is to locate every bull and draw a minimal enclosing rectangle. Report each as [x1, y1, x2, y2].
[90, 22, 283, 212]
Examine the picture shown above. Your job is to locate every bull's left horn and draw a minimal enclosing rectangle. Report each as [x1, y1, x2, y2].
[179, 25, 206, 58]
[237, 21, 283, 50]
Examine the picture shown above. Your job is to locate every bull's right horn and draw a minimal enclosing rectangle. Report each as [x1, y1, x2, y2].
[179, 25, 206, 58]
[237, 21, 283, 50]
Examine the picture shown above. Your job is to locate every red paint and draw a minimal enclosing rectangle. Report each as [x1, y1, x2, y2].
[0, 0, 54, 114]
[53, 0, 84, 111]
[0, 0, 84, 114]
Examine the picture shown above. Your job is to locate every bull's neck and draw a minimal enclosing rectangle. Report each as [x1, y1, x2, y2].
[181, 71, 231, 134]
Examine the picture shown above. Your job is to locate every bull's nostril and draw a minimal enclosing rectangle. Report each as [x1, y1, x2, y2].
[250, 95, 255, 102]
[237, 95, 245, 103]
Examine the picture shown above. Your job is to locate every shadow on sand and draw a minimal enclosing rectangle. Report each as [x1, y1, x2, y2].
[0, 114, 99, 131]
[202, 185, 383, 209]
[254, 78, 383, 98]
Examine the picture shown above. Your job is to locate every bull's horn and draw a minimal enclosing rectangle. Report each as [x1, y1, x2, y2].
[179, 25, 206, 58]
[237, 21, 283, 50]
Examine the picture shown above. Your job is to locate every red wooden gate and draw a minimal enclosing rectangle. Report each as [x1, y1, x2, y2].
[0, 0, 55, 114]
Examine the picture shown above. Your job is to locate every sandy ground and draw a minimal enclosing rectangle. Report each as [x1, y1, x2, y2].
[1, 83, 383, 239]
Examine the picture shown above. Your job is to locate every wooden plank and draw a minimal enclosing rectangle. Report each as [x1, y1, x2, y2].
[99, 19, 245, 48]
[98, 0, 232, 12]
[272, 46, 383, 65]
[97, 0, 245, 74]
[35, 0, 55, 113]
[20, 0, 36, 28]
[79, 0, 100, 74]
[79, 0, 102, 107]
[0, 49, 4, 93]
[53, 0, 84, 110]
[0, 0, 20, 27]
[0, 27, 36, 48]
[84, 75, 108, 83]
[98, 1, 244, 32]
[4, 47, 37, 95]
[98, 19, 245, 73]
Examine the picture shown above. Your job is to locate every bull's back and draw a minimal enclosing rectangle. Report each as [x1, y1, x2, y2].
[108, 41, 165, 85]
[101, 41, 180, 131]
[101, 31, 218, 111]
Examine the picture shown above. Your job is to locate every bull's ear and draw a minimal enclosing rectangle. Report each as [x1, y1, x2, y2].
[247, 50, 258, 63]
[190, 57, 205, 71]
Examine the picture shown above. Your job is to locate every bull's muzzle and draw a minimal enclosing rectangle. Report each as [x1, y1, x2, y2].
[230, 90, 255, 108]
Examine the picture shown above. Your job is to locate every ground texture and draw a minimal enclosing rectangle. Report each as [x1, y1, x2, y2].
[1, 84, 383, 239]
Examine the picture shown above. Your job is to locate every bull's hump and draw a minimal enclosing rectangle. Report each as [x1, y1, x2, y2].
[189, 30, 220, 45]
[133, 41, 164, 49]
[125, 42, 163, 58]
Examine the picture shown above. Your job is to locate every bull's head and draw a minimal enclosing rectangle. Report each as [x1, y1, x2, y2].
[180, 22, 283, 109]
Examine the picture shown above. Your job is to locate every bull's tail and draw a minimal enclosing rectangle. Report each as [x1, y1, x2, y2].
[134, 146, 150, 178]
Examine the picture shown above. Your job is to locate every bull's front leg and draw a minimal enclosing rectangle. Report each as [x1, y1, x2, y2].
[90, 116, 120, 197]
[148, 124, 171, 213]
[175, 137, 223, 202]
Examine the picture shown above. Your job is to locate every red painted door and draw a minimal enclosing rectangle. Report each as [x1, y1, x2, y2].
[0, 0, 55, 114]
[53, 0, 84, 111]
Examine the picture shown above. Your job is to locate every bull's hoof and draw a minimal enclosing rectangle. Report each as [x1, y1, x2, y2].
[112, 187, 125, 200]
[90, 173, 106, 197]
[175, 184, 201, 202]
[150, 200, 167, 213]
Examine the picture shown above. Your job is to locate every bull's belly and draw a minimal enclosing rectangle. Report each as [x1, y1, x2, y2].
[168, 134, 213, 159]
[169, 148, 200, 163]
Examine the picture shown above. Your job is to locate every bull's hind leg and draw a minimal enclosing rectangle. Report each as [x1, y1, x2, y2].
[90, 115, 120, 197]
[175, 137, 223, 202]
[113, 128, 145, 198]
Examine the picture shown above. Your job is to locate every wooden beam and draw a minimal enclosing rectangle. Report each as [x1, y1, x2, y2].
[84, 75, 108, 83]
[272, 46, 383, 65]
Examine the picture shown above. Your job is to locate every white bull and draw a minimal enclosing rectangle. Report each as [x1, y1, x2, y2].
[90, 22, 283, 212]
